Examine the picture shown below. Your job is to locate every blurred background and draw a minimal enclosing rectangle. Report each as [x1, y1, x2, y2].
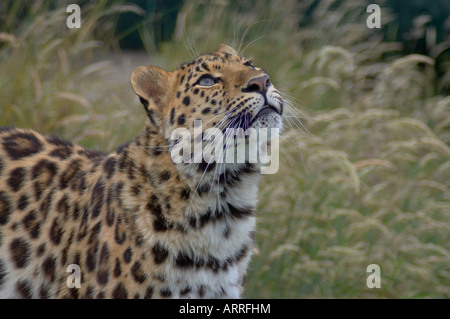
[0, 0, 449, 298]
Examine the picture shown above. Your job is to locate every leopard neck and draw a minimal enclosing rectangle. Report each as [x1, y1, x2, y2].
[109, 126, 262, 238]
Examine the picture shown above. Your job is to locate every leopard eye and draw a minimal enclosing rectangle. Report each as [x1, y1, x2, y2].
[243, 60, 255, 69]
[197, 75, 216, 87]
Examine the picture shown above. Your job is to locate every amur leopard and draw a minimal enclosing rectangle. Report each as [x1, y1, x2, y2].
[0, 44, 283, 298]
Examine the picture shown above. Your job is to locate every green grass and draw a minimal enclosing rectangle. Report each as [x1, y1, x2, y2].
[1, 0, 449, 298]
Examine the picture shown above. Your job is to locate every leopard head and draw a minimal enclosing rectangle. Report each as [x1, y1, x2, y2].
[131, 44, 283, 173]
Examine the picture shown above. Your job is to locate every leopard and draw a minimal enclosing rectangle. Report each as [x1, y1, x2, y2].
[0, 44, 283, 299]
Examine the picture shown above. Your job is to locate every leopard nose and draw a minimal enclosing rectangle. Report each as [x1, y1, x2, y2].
[242, 75, 270, 95]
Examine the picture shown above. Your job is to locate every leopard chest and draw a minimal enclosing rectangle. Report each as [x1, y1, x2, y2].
[130, 174, 260, 298]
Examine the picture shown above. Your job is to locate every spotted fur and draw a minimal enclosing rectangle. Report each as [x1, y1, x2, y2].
[0, 45, 283, 298]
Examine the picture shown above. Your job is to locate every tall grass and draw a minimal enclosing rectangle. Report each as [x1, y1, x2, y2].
[1, 0, 449, 298]
[0, 0, 143, 150]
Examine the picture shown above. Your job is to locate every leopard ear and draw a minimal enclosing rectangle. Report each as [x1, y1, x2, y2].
[216, 44, 238, 56]
[131, 65, 171, 113]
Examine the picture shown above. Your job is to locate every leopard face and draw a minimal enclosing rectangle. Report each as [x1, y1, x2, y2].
[131, 44, 284, 167]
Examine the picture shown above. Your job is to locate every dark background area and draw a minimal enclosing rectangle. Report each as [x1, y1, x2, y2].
[113, 0, 449, 92]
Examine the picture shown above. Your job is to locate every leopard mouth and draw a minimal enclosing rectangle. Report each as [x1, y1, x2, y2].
[220, 105, 282, 132]
[250, 105, 281, 126]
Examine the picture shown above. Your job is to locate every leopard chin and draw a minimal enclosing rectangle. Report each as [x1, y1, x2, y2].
[250, 106, 283, 130]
